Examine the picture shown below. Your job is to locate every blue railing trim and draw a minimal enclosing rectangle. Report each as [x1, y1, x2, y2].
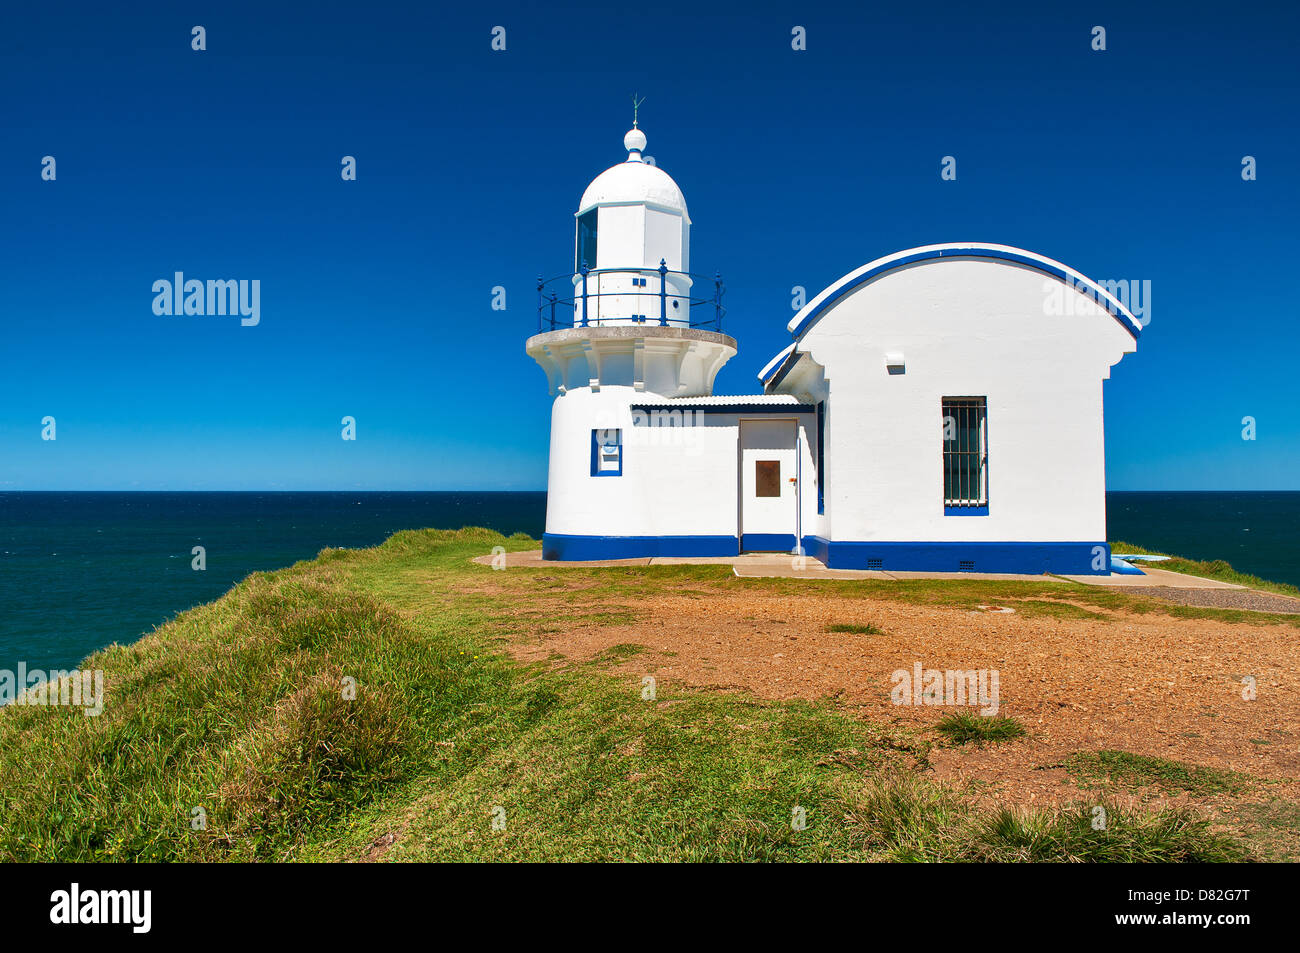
[536, 266, 725, 333]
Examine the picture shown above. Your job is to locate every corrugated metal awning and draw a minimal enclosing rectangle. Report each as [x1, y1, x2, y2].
[631, 394, 815, 413]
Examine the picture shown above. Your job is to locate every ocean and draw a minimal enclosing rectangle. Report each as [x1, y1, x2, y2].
[1, 490, 1296, 673]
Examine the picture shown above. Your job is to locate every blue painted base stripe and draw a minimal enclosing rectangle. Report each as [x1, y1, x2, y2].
[740, 533, 796, 552]
[803, 538, 1111, 575]
[802, 534, 831, 565]
[543, 533, 737, 561]
[543, 534, 1112, 574]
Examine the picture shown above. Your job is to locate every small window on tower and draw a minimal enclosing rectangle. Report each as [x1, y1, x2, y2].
[591, 428, 622, 476]
[576, 209, 598, 271]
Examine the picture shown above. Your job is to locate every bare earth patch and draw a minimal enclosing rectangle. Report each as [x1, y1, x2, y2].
[507, 586, 1300, 808]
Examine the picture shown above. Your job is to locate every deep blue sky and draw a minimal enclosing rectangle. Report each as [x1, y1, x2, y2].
[2, 0, 1296, 490]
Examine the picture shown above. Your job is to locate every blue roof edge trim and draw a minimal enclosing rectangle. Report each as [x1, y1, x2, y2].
[786, 245, 1144, 344]
[760, 347, 804, 390]
[755, 342, 796, 384]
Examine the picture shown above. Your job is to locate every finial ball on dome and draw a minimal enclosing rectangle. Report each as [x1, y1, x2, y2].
[624, 128, 647, 154]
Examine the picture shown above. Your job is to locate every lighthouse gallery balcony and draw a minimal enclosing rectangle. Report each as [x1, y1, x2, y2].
[535, 266, 726, 333]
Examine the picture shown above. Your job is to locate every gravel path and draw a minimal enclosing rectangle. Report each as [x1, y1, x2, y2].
[1119, 587, 1300, 614]
[507, 584, 1300, 806]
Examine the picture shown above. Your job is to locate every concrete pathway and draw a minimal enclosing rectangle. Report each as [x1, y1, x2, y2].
[476, 550, 1067, 582]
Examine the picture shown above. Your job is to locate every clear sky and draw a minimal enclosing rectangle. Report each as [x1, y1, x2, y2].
[2, 0, 1296, 490]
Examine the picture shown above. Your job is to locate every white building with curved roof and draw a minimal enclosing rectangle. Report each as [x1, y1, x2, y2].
[527, 125, 1140, 574]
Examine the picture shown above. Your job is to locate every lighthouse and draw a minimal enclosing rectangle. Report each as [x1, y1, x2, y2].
[527, 122, 740, 559]
[526, 118, 1138, 572]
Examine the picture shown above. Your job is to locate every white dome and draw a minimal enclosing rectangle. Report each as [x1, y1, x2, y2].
[579, 128, 689, 218]
[579, 160, 688, 216]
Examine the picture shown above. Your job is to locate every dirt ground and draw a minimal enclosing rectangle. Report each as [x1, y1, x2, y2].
[506, 586, 1300, 809]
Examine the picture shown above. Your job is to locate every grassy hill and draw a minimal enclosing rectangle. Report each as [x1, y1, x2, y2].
[1110, 539, 1300, 597]
[0, 528, 1263, 861]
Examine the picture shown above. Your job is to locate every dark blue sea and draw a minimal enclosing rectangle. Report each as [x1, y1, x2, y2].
[0, 491, 1296, 672]
[0, 492, 545, 673]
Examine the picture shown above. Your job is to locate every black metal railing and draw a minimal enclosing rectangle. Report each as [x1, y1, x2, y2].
[536, 260, 725, 333]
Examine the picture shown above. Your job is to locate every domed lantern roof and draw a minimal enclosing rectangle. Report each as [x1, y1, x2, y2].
[577, 127, 690, 220]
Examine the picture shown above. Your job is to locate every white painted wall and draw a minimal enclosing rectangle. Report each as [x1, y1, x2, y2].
[543, 387, 819, 543]
[775, 257, 1135, 544]
[545, 386, 736, 539]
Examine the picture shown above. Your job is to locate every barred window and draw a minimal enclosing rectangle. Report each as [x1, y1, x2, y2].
[942, 398, 987, 510]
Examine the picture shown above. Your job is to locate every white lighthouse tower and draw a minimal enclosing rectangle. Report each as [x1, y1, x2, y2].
[527, 120, 739, 559]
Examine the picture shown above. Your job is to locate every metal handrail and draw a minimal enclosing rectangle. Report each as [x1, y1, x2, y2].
[535, 261, 726, 333]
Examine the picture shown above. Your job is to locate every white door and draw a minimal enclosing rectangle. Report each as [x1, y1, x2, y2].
[739, 419, 798, 552]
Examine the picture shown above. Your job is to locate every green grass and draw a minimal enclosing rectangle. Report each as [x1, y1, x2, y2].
[1226, 801, 1300, 862]
[853, 771, 1241, 862]
[935, 713, 1027, 745]
[827, 622, 885, 635]
[1065, 750, 1249, 797]
[1110, 540, 1300, 598]
[590, 642, 650, 662]
[1000, 599, 1109, 621]
[0, 528, 1254, 862]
